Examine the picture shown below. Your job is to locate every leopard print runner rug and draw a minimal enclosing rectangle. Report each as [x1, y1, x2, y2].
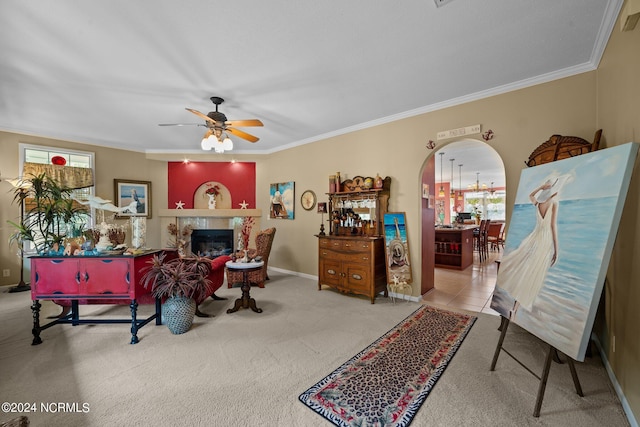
[299, 305, 476, 427]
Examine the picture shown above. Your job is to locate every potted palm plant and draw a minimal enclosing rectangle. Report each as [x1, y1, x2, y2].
[8, 173, 87, 255]
[140, 252, 213, 334]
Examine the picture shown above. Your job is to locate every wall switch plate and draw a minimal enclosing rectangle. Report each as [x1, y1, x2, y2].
[2, 269, 9, 277]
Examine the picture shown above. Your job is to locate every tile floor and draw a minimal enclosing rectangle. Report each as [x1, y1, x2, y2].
[422, 249, 501, 316]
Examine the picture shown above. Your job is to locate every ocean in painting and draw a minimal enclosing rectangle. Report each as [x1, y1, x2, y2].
[384, 220, 407, 242]
[492, 196, 616, 360]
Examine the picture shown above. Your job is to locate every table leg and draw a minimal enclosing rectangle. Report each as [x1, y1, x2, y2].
[31, 300, 43, 345]
[130, 300, 139, 344]
[154, 298, 162, 325]
[227, 270, 262, 314]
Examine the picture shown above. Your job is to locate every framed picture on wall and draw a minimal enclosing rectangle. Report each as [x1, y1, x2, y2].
[269, 181, 295, 219]
[114, 179, 152, 218]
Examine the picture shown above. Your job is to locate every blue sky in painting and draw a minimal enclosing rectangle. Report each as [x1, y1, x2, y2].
[513, 147, 631, 204]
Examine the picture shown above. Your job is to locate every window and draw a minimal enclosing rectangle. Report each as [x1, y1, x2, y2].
[462, 190, 505, 221]
[19, 144, 96, 251]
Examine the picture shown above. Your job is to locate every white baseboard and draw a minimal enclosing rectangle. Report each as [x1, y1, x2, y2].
[267, 267, 419, 302]
[591, 333, 638, 427]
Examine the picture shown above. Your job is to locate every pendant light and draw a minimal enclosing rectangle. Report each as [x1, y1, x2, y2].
[438, 152, 445, 197]
[458, 164, 463, 201]
[449, 158, 455, 198]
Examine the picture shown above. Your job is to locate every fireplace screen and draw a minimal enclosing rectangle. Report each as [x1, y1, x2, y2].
[191, 229, 234, 258]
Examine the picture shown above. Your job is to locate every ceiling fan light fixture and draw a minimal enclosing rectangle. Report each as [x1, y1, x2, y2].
[202, 127, 233, 153]
[214, 135, 233, 153]
[201, 136, 214, 151]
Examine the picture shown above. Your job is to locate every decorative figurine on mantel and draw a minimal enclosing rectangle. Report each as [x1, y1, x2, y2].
[205, 184, 221, 209]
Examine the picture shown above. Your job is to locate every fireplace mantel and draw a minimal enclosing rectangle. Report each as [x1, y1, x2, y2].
[158, 209, 262, 254]
[159, 209, 261, 218]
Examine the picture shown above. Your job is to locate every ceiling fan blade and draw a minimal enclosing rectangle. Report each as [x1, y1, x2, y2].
[225, 119, 263, 127]
[186, 108, 217, 123]
[227, 127, 259, 143]
[158, 123, 205, 127]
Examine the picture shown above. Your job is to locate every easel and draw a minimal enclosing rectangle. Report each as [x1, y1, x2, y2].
[490, 316, 584, 417]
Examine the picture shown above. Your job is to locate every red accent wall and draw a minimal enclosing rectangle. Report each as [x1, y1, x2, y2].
[167, 162, 256, 209]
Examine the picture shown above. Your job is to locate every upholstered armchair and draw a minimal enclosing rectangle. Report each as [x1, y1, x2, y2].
[227, 227, 276, 288]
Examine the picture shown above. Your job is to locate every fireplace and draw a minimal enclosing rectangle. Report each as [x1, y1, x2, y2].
[191, 229, 234, 258]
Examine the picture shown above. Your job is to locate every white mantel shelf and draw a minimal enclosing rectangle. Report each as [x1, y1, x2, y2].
[159, 209, 262, 218]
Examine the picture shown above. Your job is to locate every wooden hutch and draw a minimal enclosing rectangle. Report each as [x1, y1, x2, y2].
[317, 175, 390, 303]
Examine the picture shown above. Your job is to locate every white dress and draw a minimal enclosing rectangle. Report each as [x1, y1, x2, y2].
[497, 202, 554, 311]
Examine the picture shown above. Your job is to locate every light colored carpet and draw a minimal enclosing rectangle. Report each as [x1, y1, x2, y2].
[0, 271, 629, 426]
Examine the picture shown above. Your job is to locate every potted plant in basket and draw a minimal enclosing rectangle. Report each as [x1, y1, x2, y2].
[140, 252, 213, 334]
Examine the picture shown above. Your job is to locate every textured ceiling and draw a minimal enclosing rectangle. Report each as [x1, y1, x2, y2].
[0, 0, 622, 165]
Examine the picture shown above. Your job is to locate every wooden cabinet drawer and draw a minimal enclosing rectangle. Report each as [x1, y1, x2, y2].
[319, 249, 341, 260]
[341, 240, 372, 253]
[319, 238, 341, 250]
[319, 238, 373, 253]
[342, 253, 373, 263]
[320, 250, 372, 264]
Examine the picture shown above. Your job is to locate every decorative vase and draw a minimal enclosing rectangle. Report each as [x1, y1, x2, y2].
[207, 194, 216, 209]
[162, 296, 196, 334]
[374, 174, 383, 189]
[130, 217, 146, 249]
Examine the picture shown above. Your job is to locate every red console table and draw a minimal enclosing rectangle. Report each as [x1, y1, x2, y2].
[30, 250, 162, 345]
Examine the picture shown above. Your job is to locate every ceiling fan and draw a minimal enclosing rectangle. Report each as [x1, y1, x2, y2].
[159, 96, 263, 152]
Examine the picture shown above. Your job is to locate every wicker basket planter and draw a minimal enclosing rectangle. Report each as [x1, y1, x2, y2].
[141, 252, 213, 335]
[163, 296, 196, 334]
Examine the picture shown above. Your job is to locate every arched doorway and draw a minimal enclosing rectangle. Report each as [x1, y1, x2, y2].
[420, 139, 506, 297]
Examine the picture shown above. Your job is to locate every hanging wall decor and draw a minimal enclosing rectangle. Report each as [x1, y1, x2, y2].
[114, 179, 152, 218]
[269, 181, 295, 220]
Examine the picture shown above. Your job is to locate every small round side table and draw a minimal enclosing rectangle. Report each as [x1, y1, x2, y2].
[225, 260, 264, 314]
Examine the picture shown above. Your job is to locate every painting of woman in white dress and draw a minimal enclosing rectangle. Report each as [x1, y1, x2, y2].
[490, 143, 638, 361]
[497, 174, 572, 318]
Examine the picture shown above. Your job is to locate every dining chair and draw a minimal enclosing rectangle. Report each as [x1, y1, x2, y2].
[487, 222, 505, 252]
